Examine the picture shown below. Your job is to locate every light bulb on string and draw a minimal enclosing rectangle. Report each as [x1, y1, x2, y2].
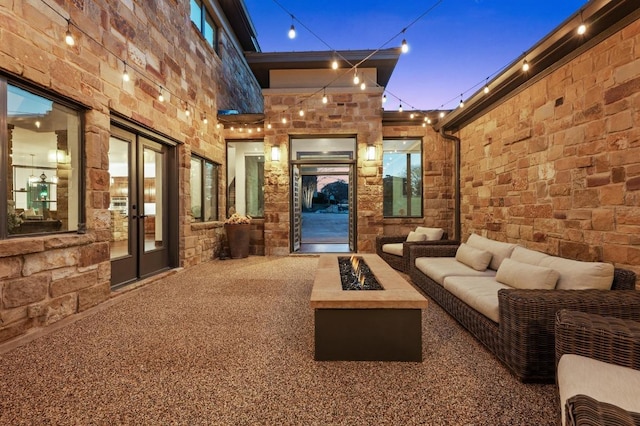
[401, 29, 409, 53]
[410, 113, 415, 119]
[331, 59, 339, 70]
[158, 86, 164, 102]
[360, 82, 366, 90]
[439, 110, 445, 118]
[353, 70, 359, 85]
[398, 103, 403, 113]
[299, 109, 305, 117]
[65, 20, 75, 46]
[185, 104, 190, 116]
[122, 62, 130, 82]
[522, 59, 530, 72]
[484, 84, 490, 94]
[382, 94, 387, 103]
[577, 11, 586, 35]
[202, 114, 208, 124]
[459, 94, 464, 109]
[322, 91, 328, 104]
[288, 15, 296, 39]
[267, 123, 272, 129]
[282, 117, 287, 124]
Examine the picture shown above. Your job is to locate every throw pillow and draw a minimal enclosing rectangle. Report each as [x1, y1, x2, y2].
[406, 231, 427, 242]
[455, 243, 492, 271]
[466, 233, 517, 270]
[496, 258, 559, 290]
[415, 226, 445, 241]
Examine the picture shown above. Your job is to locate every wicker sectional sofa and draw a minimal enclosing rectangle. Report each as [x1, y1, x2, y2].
[408, 234, 639, 383]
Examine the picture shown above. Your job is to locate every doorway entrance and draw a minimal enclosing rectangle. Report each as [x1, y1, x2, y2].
[108, 124, 177, 288]
[290, 137, 356, 253]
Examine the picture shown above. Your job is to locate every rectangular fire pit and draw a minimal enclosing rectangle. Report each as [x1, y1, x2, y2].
[310, 254, 428, 362]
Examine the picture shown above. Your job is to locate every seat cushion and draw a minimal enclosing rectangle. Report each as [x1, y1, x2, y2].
[496, 258, 559, 290]
[415, 257, 496, 286]
[466, 234, 517, 271]
[443, 276, 510, 323]
[382, 243, 403, 256]
[558, 354, 640, 426]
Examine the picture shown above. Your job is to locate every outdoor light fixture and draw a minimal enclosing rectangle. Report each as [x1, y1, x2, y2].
[122, 62, 130, 82]
[366, 144, 376, 161]
[353, 71, 360, 85]
[281, 117, 287, 124]
[401, 38, 409, 53]
[288, 16, 296, 39]
[484, 84, 490, 94]
[522, 59, 530, 72]
[65, 20, 75, 46]
[398, 103, 403, 113]
[577, 23, 586, 35]
[299, 109, 305, 117]
[459, 94, 464, 108]
[158, 86, 164, 102]
[360, 82, 366, 90]
[322, 92, 328, 104]
[271, 146, 281, 162]
[331, 59, 339, 70]
[382, 94, 387, 103]
[202, 113, 208, 124]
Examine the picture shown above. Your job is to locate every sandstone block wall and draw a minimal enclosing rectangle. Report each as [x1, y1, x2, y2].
[0, 0, 262, 343]
[457, 19, 640, 283]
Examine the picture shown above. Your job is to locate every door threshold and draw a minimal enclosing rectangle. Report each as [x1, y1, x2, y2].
[297, 243, 351, 253]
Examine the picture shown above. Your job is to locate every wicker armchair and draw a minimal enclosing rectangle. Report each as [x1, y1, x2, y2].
[375, 232, 456, 273]
[556, 310, 640, 426]
[408, 243, 640, 382]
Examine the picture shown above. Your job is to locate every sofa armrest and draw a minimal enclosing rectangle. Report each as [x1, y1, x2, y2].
[555, 309, 640, 371]
[496, 288, 640, 380]
[408, 243, 459, 269]
[375, 235, 408, 256]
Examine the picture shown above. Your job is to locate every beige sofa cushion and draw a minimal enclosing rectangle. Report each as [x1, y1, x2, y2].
[455, 243, 492, 271]
[511, 246, 615, 290]
[496, 258, 560, 290]
[558, 354, 640, 426]
[406, 231, 427, 242]
[466, 233, 517, 270]
[443, 276, 510, 323]
[381, 243, 403, 257]
[415, 226, 445, 241]
[539, 256, 614, 290]
[415, 257, 496, 286]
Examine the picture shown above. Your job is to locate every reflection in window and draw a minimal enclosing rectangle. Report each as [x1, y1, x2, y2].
[227, 141, 264, 218]
[383, 139, 422, 218]
[5, 84, 80, 237]
[190, 155, 218, 221]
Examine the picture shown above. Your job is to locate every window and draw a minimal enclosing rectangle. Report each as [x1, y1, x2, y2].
[190, 0, 218, 51]
[383, 139, 422, 217]
[226, 141, 264, 218]
[190, 155, 219, 222]
[2, 82, 81, 237]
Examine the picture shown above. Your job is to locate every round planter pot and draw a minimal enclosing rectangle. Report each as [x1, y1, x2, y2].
[225, 223, 251, 259]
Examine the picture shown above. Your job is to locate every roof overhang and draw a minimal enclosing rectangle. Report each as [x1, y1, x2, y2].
[245, 48, 402, 89]
[218, 0, 260, 52]
[435, 0, 640, 132]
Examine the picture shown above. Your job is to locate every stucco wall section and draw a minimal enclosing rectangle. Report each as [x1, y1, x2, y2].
[457, 19, 640, 282]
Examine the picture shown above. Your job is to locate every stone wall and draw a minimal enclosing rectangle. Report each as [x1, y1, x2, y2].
[457, 19, 640, 283]
[0, 0, 262, 343]
[382, 125, 455, 237]
[260, 89, 385, 255]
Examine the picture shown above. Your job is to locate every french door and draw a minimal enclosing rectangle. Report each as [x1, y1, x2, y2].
[109, 125, 175, 287]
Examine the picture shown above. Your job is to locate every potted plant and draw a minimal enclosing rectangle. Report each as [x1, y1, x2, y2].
[224, 212, 252, 258]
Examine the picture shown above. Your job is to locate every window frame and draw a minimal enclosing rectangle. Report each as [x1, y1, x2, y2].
[190, 154, 219, 222]
[382, 138, 423, 218]
[1, 78, 85, 239]
[190, 0, 219, 53]
[226, 140, 265, 219]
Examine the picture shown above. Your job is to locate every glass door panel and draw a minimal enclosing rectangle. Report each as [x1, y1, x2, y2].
[142, 147, 163, 252]
[109, 136, 131, 260]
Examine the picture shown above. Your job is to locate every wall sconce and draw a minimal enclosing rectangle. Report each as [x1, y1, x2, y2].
[271, 145, 281, 162]
[366, 144, 376, 161]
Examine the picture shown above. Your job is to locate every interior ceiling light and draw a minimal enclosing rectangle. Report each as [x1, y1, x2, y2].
[522, 59, 530, 72]
[65, 20, 75, 46]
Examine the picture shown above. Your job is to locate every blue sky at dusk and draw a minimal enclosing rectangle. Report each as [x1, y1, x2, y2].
[243, 0, 589, 110]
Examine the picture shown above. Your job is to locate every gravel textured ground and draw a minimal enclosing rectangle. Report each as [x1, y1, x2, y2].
[0, 256, 560, 425]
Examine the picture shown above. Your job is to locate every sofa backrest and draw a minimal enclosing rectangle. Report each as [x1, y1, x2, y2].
[511, 246, 615, 290]
[466, 234, 517, 271]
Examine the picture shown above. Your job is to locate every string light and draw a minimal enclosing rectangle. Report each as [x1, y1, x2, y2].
[382, 94, 387, 103]
[158, 86, 164, 102]
[401, 29, 409, 54]
[522, 59, 530, 72]
[353, 70, 359, 85]
[577, 10, 586, 35]
[360, 82, 366, 90]
[288, 15, 296, 39]
[282, 117, 287, 124]
[459, 95, 464, 108]
[398, 102, 403, 113]
[331, 59, 339, 70]
[202, 113, 208, 124]
[410, 113, 415, 119]
[322, 91, 328, 104]
[122, 62, 130, 82]
[65, 19, 74, 46]
[267, 123, 272, 129]
[299, 109, 305, 117]
[185, 103, 190, 116]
